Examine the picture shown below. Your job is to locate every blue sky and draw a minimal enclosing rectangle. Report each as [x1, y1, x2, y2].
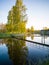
[0, 0, 15, 24]
[0, 0, 49, 30]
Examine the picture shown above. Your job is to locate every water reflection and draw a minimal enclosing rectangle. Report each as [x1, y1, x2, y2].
[41, 35, 49, 44]
[27, 34, 49, 45]
[6, 38, 28, 65]
[26, 42, 49, 65]
[0, 42, 12, 65]
[0, 35, 49, 65]
[26, 34, 49, 65]
[31, 34, 34, 40]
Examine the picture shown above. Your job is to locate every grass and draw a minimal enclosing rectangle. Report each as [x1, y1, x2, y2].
[0, 33, 11, 38]
[0, 33, 25, 39]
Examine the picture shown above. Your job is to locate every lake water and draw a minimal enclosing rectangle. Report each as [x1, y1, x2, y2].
[0, 35, 49, 65]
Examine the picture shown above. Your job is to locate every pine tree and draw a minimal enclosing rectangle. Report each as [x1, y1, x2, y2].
[7, 0, 27, 33]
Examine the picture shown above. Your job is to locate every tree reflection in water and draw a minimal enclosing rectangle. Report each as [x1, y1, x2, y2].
[31, 34, 34, 40]
[6, 37, 28, 65]
[1, 34, 49, 65]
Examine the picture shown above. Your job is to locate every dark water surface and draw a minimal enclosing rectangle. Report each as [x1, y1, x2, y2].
[0, 35, 49, 65]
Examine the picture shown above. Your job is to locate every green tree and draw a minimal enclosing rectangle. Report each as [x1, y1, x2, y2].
[7, 0, 27, 33]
